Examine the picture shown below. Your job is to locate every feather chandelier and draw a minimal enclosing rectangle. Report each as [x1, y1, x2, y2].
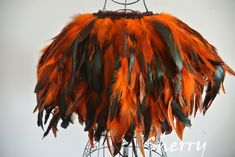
[34, 0, 235, 156]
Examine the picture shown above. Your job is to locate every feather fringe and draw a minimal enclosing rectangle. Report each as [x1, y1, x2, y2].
[34, 12, 235, 156]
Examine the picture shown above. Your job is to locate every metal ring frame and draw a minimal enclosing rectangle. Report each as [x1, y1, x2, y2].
[102, 0, 149, 12]
[82, 134, 167, 157]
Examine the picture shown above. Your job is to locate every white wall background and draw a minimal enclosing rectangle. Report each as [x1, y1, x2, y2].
[0, 0, 235, 157]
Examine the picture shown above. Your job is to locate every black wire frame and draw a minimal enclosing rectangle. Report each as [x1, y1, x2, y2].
[82, 134, 167, 157]
[102, 0, 149, 12]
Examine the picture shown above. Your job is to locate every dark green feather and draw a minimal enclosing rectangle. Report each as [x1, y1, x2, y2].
[114, 54, 121, 69]
[175, 72, 182, 94]
[128, 52, 135, 83]
[146, 63, 153, 94]
[191, 51, 199, 62]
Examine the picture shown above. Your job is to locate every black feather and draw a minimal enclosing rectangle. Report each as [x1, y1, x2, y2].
[143, 107, 152, 141]
[137, 99, 142, 124]
[164, 65, 173, 81]
[131, 139, 138, 157]
[84, 98, 95, 131]
[44, 105, 54, 125]
[140, 96, 147, 113]
[43, 114, 59, 138]
[172, 99, 191, 127]
[129, 33, 136, 44]
[71, 37, 79, 82]
[71, 19, 96, 82]
[33, 97, 44, 113]
[78, 40, 88, 71]
[160, 121, 171, 134]
[203, 66, 225, 114]
[61, 117, 70, 129]
[87, 42, 103, 93]
[37, 110, 44, 130]
[124, 121, 135, 145]
[58, 48, 71, 70]
[153, 51, 164, 80]
[113, 141, 122, 156]
[94, 125, 105, 142]
[151, 21, 183, 96]
[152, 50, 164, 98]
[151, 21, 183, 71]
[73, 37, 89, 82]
[109, 93, 120, 122]
[211, 66, 225, 100]
[58, 93, 67, 121]
[34, 82, 43, 93]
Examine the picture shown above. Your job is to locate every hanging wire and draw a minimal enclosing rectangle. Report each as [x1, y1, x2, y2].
[102, 0, 108, 10]
[111, 0, 140, 5]
[142, 0, 149, 12]
[124, 0, 127, 11]
[102, 0, 149, 12]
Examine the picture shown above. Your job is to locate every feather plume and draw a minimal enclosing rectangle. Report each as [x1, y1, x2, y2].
[34, 11, 235, 156]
